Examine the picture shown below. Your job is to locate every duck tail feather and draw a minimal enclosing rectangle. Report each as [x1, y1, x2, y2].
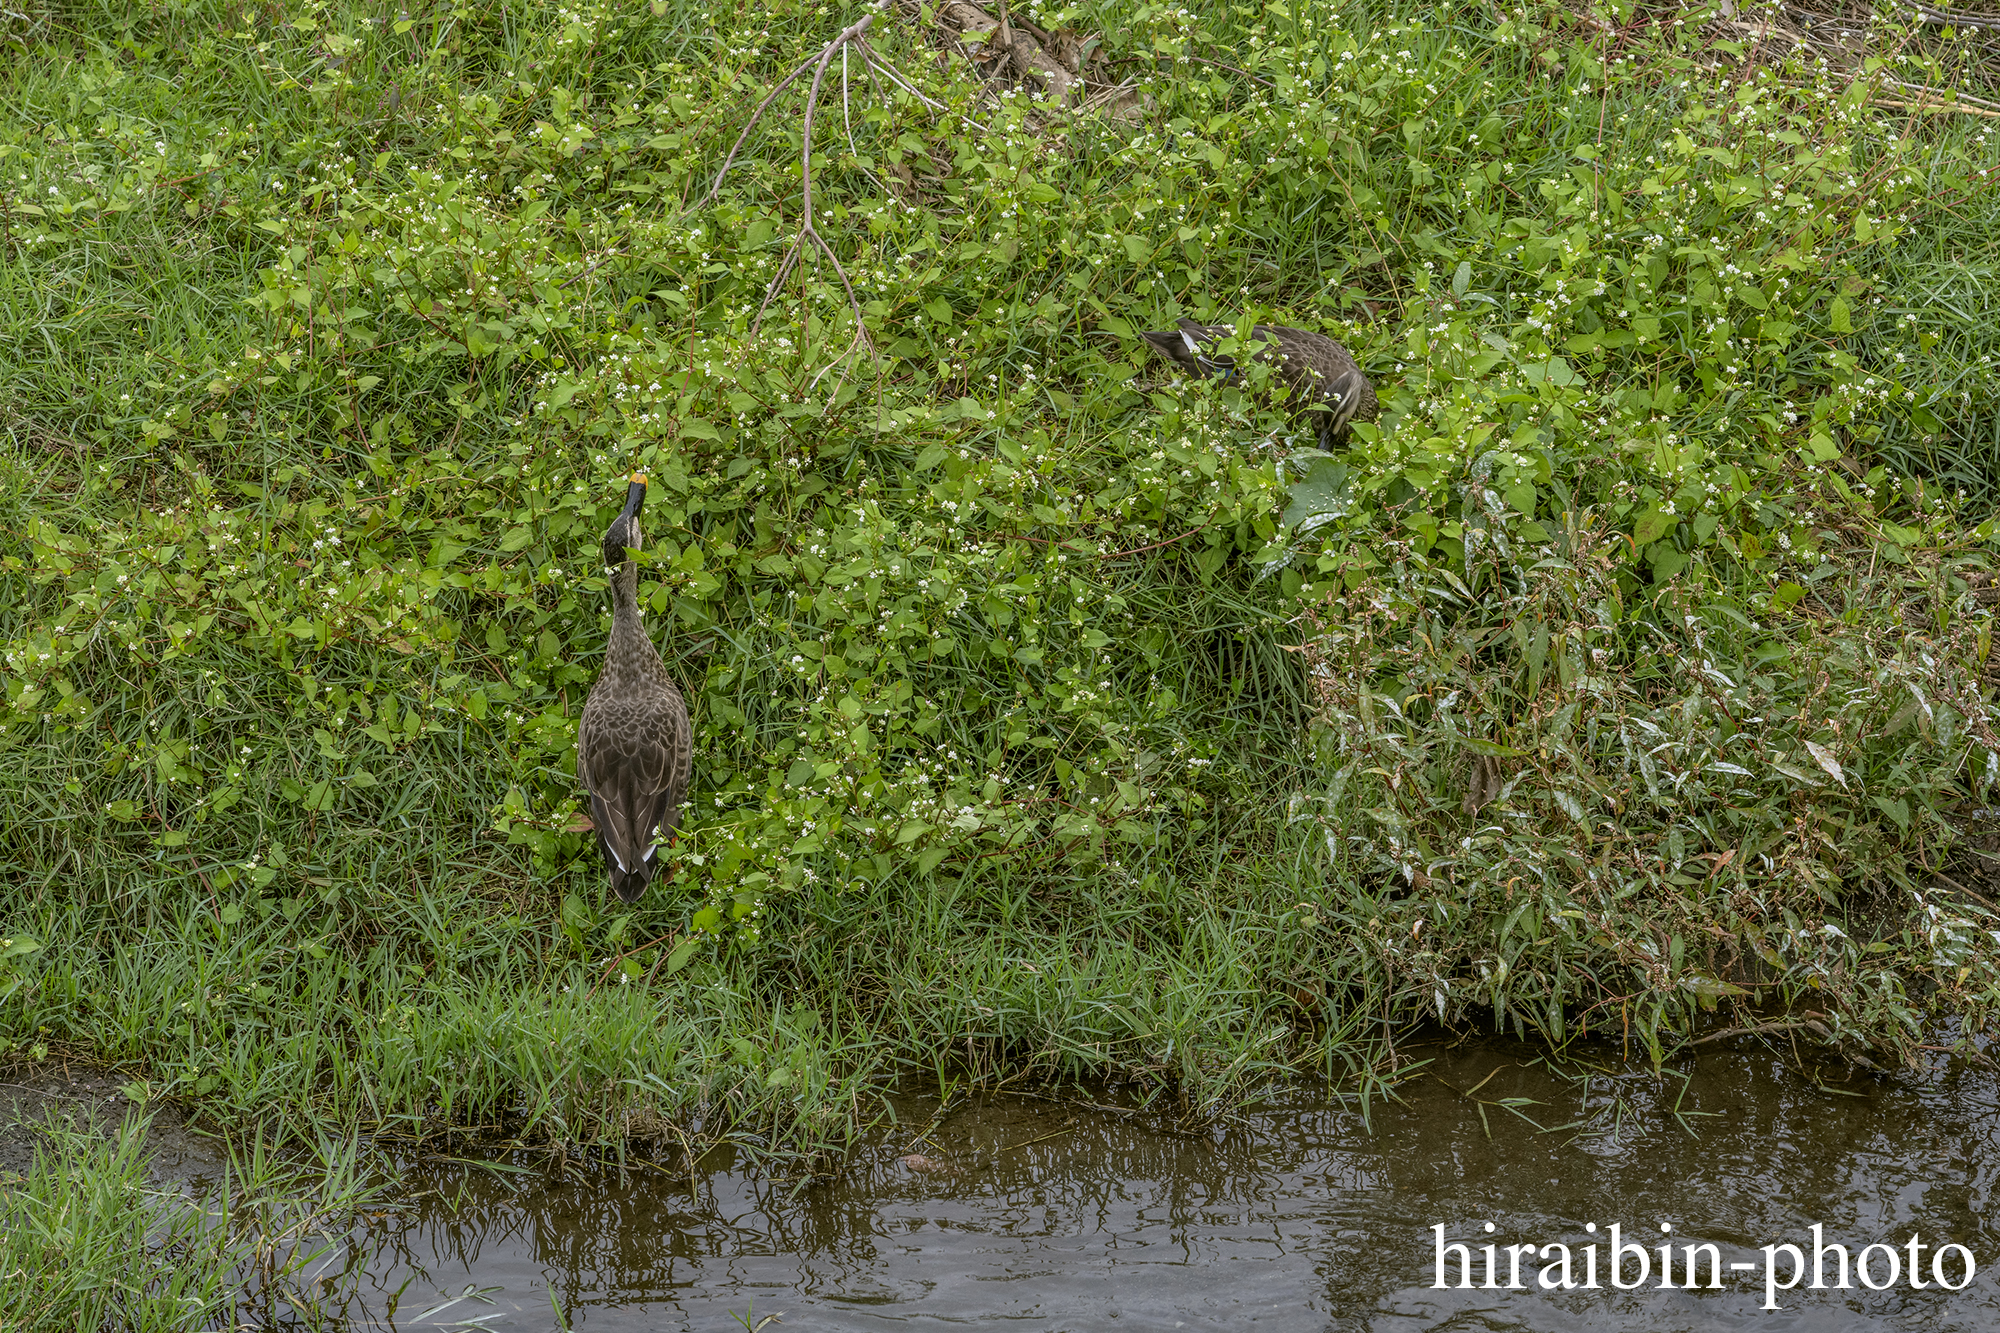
[609, 865, 652, 903]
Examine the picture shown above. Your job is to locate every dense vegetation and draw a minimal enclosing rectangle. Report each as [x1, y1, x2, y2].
[4, 0, 2000, 1214]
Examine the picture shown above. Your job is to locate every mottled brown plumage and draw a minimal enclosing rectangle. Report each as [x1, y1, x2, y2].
[1141, 318, 1378, 445]
[577, 475, 692, 903]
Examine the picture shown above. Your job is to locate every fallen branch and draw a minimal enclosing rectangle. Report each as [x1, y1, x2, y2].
[1871, 93, 2000, 120]
[1691, 1017, 1833, 1045]
[1929, 867, 1997, 910]
[706, 4, 890, 370]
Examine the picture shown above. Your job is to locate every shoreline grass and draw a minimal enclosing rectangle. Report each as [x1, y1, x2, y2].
[0, 1111, 381, 1331]
[3, 0, 2000, 1185]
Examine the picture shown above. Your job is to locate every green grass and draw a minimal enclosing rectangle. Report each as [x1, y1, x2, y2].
[0, 1113, 380, 1331]
[3, 0, 2000, 1194]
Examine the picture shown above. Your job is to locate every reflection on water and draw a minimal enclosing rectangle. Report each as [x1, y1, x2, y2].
[352, 1044, 1998, 1330]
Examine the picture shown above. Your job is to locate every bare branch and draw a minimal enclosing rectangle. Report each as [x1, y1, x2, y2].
[858, 38, 993, 132]
[703, 53, 823, 207]
[855, 38, 946, 110]
[840, 44, 891, 198]
[741, 5, 885, 369]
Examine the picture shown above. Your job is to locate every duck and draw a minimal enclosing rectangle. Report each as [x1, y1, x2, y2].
[577, 473, 693, 903]
[1141, 318, 1377, 446]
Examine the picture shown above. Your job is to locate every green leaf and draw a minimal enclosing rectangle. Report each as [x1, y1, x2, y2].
[1632, 507, 1676, 546]
[665, 937, 700, 973]
[1282, 457, 1351, 533]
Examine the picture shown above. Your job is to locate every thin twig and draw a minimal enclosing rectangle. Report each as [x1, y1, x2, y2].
[750, 6, 883, 371]
[1078, 76, 1140, 112]
[598, 929, 681, 985]
[704, 53, 824, 207]
[1097, 519, 1219, 561]
[859, 38, 994, 132]
[1691, 1017, 1833, 1045]
[839, 44, 889, 199]
[1930, 867, 1997, 909]
[1886, 78, 2000, 114]
[1113, 51, 1273, 88]
[557, 230, 633, 291]
[1871, 94, 2000, 120]
[1177, 52, 1273, 87]
[1893, 0, 2000, 30]
[978, 518, 1221, 561]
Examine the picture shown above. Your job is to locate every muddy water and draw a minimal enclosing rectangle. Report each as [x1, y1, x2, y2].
[0, 1064, 216, 1182]
[349, 1043, 1996, 1331]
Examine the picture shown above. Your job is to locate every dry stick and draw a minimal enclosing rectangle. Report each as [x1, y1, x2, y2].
[1894, 0, 2000, 29]
[750, 8, 883, 375]
[1872, 94, 2000, 119]
[1930, 867, 1998, 909]
[1079, 76, 1141, 112]
[1894, 80, 2000, 114]
[984, 518, 1218, 561]
[857, 38, 948, 114]
[1175, 52, 1274, 88]
[840, 45, 876, 191]
[703, 52, 825, 207]
[860, 37, 993, 132]
[1691, 1018, 1832, 1046]
[597, 928, 682, 985]
[557, 48, 826, 292]
[809, 51, 887, 410]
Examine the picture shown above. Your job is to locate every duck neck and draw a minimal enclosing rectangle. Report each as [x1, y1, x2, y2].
[606, 554, 652, 667]
[611, 553, 641, 621]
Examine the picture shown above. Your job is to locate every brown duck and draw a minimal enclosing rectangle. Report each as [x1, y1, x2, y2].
[1141, 318, 1377, 445]
[577, 474, 692, 903]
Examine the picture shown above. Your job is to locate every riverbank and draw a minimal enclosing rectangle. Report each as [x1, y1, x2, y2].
[4, 0, 2000, 1181]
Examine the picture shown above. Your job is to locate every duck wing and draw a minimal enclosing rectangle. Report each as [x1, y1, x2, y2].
[578, 690, 691, 879]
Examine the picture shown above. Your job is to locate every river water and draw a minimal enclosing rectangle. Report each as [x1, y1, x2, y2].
[336, 1041, 1996, 1330]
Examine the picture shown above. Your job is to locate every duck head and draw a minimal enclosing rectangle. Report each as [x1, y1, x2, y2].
[601, 473, 647, 569]
[1140, 322, 1247, 383]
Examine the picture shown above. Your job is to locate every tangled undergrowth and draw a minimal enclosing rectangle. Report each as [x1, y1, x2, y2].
[1, 0, 1999, 1178]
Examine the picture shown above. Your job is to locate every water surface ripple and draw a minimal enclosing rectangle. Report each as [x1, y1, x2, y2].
[357, 1044, 1999, 1330]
